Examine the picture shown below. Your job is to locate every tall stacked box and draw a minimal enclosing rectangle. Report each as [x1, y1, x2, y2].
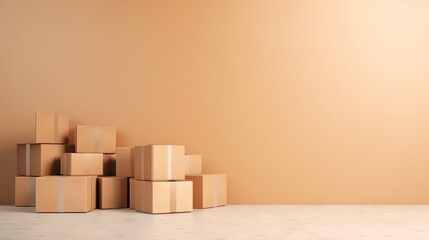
[134, 145, 192, 214]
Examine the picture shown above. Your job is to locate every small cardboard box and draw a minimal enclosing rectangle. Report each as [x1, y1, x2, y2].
[17, 143, 70, 176]
[36, 176, 96, 213]
[134, 145, 185, 181]
[61, 153, 103, 176]
[73, 126, 116, 153]
[185, 174, 227, 209]
[103, 153, 116, 176]
[129, 178, 135, 210]
[97, 177, 128, 209]
[135, 180, 193, 214]
[15, 176, 36, 207]
[35, 112, 69, 144]
[184, 155, 202, 174]
[116, 147, 134, 177]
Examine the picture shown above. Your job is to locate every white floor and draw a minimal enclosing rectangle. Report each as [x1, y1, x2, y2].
[2, 205, 429, 239]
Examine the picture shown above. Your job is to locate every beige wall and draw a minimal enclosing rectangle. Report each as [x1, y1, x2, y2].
[2, 0, 429, 204]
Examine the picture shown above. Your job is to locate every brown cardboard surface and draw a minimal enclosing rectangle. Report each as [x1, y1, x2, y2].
[73, 126, 116, 153]
[97, 176, 128, 209]
[184, 155, 202, 175]
[36, 176, 96, 213]
[129, 178, 135, 210]
[35, 112, 69, 144]
[185, 174, 227, 209]
[15, 176, 36, 207]
[116, 147, 134, 177]
[17, 144, 70, 177]
[134, 145, 185, 181]
[61, 153, 103, 176]
[135, 180, 192, 214]
[103, 153, 116, 176]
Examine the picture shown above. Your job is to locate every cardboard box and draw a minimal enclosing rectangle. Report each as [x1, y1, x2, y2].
[97, 177, 128, 209]
[103, 153, 116, 176]
[36, 176, 96, 213]
[17, 143, 70, 176]
[35, 112, 69, 144]
[61, 153, 103, 176]
[135, 180, 192, 214]
[129, 178, 135, 210]
[73, 126, 116, 153]
[116, 147, 134, 177]
[134, 145, 185, 181]
[185, 174, 227, 209]
[15, 176, 36, 207]
[184, 155, 202, 174]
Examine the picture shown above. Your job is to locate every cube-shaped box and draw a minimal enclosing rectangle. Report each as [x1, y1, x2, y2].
[61, 153, 103, 176]
[36, 176, 96, 213]
[129, 178, 135, 210]
[134, 145, 185, 181]
[35, 112, 69, 144]
[116, 147, 134, 177]
[15, 176, 36, 207]
[185, 174, 227, 209]
[17, 143, 70, 176]
[135, 180, 192, 214]
[97, 177, 128, 209]
[103, 153, 116, 176]
[73, 126, 116, 153]
[184, 155, 202, 174]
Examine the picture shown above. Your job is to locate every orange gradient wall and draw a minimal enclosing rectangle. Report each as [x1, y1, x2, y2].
[2, 0, 429, 204]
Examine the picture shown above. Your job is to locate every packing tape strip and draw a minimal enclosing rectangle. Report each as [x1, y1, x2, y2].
[167, 146, 172, 180]
[54, 113, 58, 142]
[25, 144, 30, 176]
[94, 127, 101, 152]
[29, 177, 36, 205]
[58, 178, 65, 212]
[140, 147, 145, 179]
[170, 182, 176, 212]
[212, 175, 218, 207]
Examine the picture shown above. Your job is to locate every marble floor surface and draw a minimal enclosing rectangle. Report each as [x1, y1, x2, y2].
[1, 205, 429, 240]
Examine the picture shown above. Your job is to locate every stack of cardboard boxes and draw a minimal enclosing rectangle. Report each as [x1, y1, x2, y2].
[15, 112, 71, 208]
[15, 112, 227, 214]
[133, 145, 193, 213]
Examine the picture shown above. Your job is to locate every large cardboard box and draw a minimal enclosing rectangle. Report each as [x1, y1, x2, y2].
[184, 155, 202, 174]
[129, 178, 135, 210]
[61, 153, 103, 176]
[97, 177, 128, 209]
[185, 174, 227, 209]
[35, 112, 69, 144]
[17, 143, 70, 176]
[36, 176, 96, 213]
[103, 153, 116, 176]
[116, 147, 134, 177]
[73, 126, 116, 153]
[135, 180, 192, 214]
[134, 145, 185, 181]
[15, 176, 36, 207]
